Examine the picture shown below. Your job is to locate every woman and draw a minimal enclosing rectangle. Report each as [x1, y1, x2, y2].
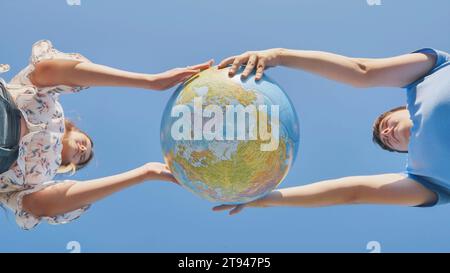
[213, 47, 449, 215]
[0, 40, 212, 230]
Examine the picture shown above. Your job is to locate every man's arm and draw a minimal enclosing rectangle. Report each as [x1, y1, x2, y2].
[278, 49, 436, 88]
[219, 49, 436, 88]
[214, 173, 437, 215]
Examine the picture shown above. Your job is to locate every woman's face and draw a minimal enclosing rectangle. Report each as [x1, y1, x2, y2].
[379, 109, 413, 152]
[61, 130, 93, 166]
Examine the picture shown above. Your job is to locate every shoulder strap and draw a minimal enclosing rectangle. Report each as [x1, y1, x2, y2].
[0, 78, 21, 173]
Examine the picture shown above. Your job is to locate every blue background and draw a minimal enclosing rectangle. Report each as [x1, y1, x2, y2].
[0, 0, 449, 253]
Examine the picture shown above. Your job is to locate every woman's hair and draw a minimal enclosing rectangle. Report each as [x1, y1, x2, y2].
[57, 119, 94, 175]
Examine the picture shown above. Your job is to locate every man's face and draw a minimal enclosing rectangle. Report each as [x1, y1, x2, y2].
[378, 109, 413, 152]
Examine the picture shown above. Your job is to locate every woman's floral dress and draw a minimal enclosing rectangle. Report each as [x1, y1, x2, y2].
[0, 40, 91, 230]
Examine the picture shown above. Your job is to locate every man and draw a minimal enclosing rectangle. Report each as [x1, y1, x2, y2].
[213, 47, 450, 214]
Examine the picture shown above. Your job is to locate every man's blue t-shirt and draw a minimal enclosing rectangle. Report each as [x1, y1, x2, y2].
[404, 48, 450, 206]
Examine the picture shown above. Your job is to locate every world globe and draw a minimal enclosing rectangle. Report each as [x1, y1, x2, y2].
[160, 67, 299, 204]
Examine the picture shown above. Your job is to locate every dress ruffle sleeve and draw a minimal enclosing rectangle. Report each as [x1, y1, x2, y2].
[0, 180, 90, 230]
[9, 39, 92, 95]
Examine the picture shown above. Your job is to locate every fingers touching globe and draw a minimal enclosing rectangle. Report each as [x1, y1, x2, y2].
[152, 59, 214, 90]
[212, 204, 247, 215]
[178, 59, 214, 83]
[218, 53, 266, 80]
[218, 49, 283, 80]
[187, 59, 214, 71]
[161, 169, 180, 185]
[144, 162, 180, 185]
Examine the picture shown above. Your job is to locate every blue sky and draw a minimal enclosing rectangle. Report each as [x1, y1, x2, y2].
[0, 0, 449, 252]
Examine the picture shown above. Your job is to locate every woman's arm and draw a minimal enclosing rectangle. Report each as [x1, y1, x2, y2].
[218, 48, 436, 88]
[21, 162, 177, 218]
[213, 173, 437, 215]
[30, 59, 213, 91]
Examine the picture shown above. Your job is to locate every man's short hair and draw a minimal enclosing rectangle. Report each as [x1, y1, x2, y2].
[372, 106, 407, 153]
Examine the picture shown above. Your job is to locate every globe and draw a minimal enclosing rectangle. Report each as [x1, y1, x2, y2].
[160, 67, 299, 204]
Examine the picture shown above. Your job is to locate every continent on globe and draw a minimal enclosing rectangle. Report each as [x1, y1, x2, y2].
[170, 96, 280, 151]
[161, 67, 299, 204]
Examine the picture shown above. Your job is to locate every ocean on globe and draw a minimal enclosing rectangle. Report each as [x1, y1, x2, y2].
[160, 67, 299, 204]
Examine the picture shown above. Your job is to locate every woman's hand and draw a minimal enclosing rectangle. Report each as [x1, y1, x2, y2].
[218, 49, 284, 80]
[148, 60, 214, 90]
[143, 162, 179, 185]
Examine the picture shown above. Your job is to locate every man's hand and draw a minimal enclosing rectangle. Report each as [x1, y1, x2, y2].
[218, 49, 283, 80]
[212, 196, 269, 215]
